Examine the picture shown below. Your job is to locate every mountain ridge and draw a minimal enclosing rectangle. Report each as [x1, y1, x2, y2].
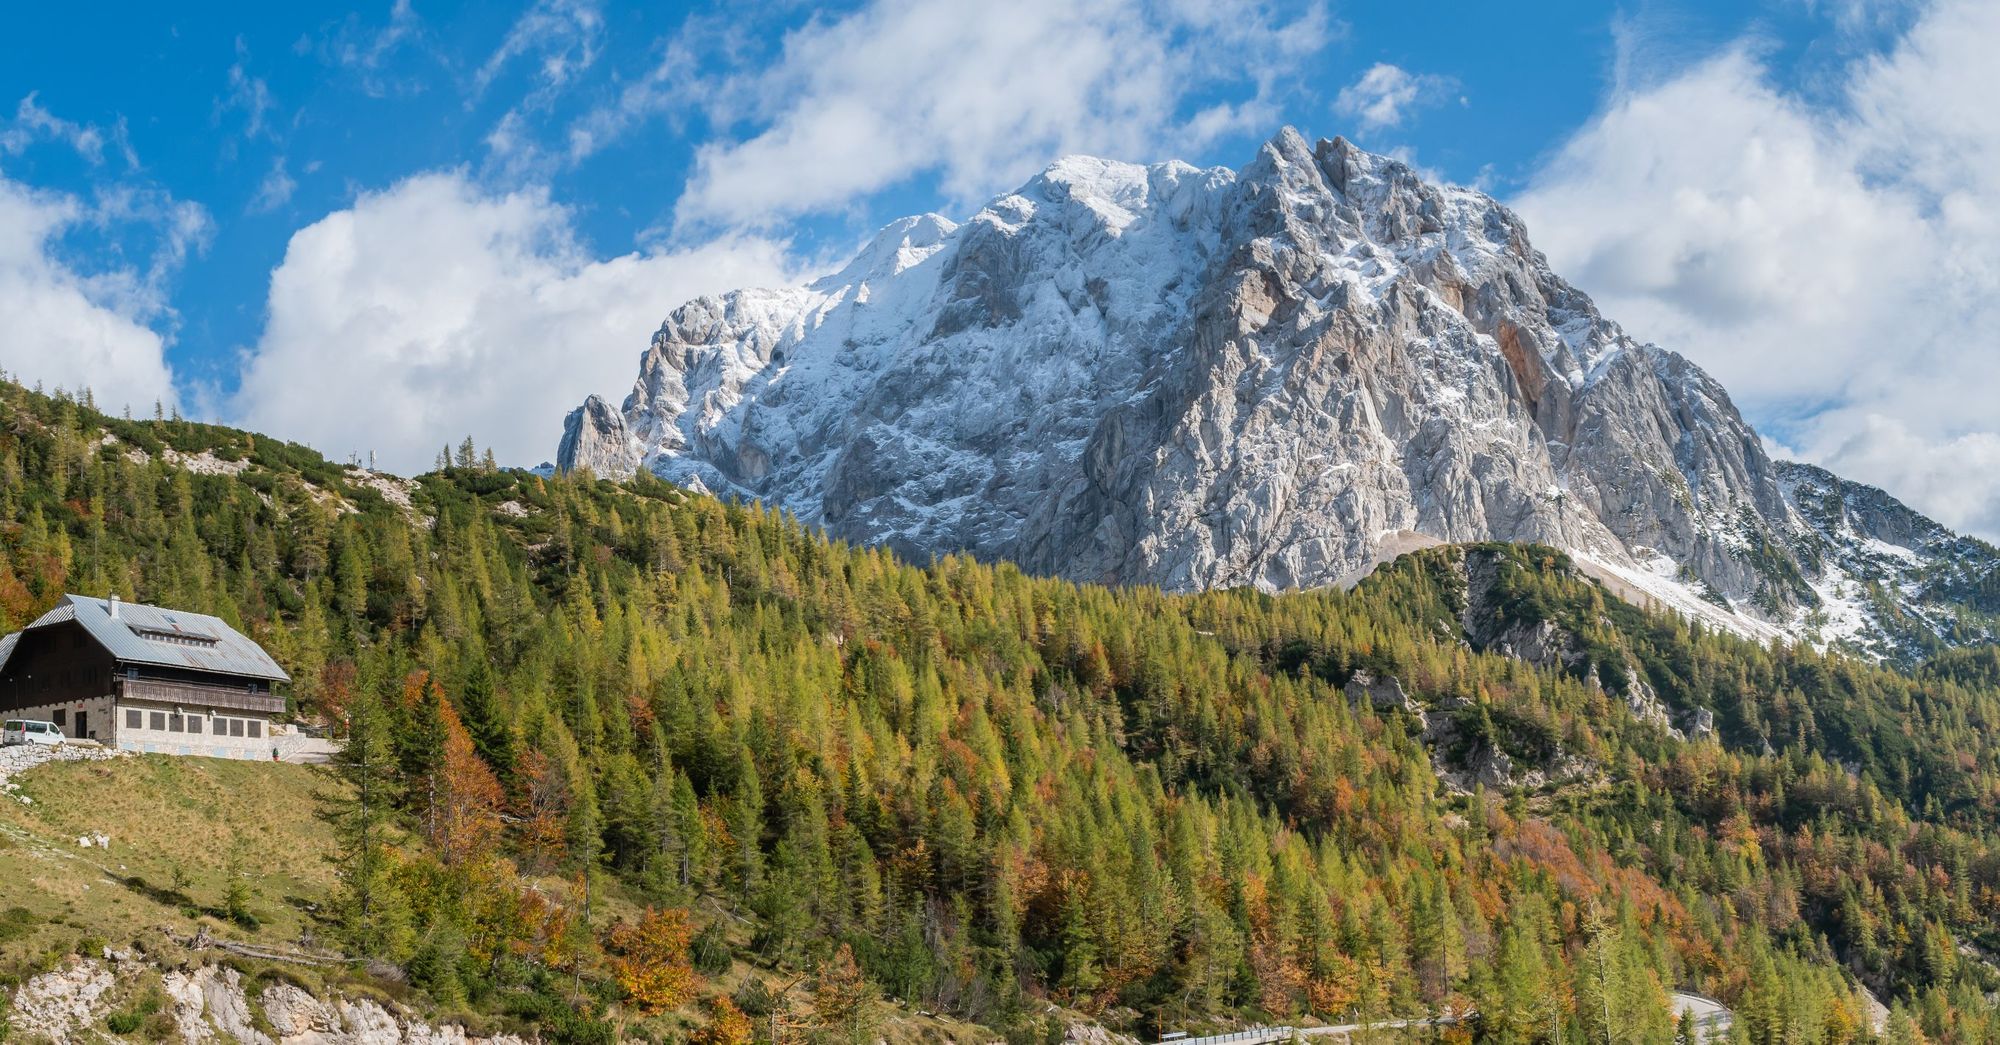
[559, 127, 1999, 658]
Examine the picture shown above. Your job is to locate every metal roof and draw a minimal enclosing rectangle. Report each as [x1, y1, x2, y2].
[23, 595, 290, 683]
[29, 604, 75, 627]
[0, 632, 16, 677]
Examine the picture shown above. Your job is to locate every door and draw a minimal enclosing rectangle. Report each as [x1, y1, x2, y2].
[75, 710, 88, 739]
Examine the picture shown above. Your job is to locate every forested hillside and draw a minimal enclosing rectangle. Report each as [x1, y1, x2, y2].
[5, 379, 2000, 1042]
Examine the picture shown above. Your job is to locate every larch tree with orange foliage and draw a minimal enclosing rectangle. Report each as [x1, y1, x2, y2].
[812, 942, 879, 1043]
[514, 747, 572, 872]
[430, 697, 505, 866]
[605, 907, 699, 1014]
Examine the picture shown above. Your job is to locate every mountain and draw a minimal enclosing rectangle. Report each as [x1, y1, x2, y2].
[557, 128, 1999, 658]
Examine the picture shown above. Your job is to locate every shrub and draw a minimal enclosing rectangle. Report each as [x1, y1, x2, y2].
[731, 977, 776, 1017]
[0, 907, 33, 944]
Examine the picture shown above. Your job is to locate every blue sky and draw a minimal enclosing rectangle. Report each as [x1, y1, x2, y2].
[5, 0, 2000, 538]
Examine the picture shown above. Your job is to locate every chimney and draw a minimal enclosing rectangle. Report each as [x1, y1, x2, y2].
[108, 594, 120, 619]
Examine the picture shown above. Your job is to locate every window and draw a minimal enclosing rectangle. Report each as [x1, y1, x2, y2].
[229, 719, 244, 738]
[167, 714, 182, 733]
[247, 720, 261, 739]
[125, 709, 140, 729]
[186, 717, 202, 735]
[52, 710, 64, 728]
[150, 712, 165, 730]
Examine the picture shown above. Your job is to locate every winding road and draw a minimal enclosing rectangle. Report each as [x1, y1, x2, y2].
[1153, 993, 1733, 1044]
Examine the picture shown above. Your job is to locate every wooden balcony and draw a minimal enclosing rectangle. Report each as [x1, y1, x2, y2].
[118, 676, 285, 714]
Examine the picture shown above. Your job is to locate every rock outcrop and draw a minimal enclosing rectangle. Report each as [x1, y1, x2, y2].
[13, 958, 527, 1044]
[10, 957, 115, 1040]
[1344, 669, 1423, 719]
[560, 128, 1999, 654]
[556, 394, 638, 479]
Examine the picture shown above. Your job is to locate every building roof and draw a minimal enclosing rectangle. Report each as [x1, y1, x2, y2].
[3, 595, 290, 683]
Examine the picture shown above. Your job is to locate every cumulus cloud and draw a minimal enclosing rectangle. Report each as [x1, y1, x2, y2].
[0, 96, 206, 414]
[0, 177, 181, 414]
[653, 0, 1331, 228]
[229, 172, 803, 473]
[1332, 63, 1453, 132]
[1514, 0, 2000, 539]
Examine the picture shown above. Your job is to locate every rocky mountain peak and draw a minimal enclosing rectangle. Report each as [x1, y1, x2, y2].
[557, 130, 1998, 657]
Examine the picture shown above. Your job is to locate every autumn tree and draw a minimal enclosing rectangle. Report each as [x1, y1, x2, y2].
[691, 995, 754, 1045]
[516, 747, 572, 872]
[813, 942, 879, 1044]
[605, 907, 700, 1014]
[429, 698, 505, 865]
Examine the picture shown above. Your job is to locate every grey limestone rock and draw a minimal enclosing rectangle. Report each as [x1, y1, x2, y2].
[558, 129, 1999, 654]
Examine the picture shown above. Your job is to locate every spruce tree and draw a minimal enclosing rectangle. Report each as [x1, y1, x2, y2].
[324, 685, 413, 958]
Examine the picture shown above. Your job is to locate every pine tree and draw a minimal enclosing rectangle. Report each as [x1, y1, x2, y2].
[324, 685, 413, 958]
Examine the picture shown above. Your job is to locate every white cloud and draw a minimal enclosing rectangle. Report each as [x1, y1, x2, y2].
[1332, 63, 1452, 132]
[250, 156, 296, 213]
[216, 39, 275, 142]
[0, 97, 207, 414]
[1811, 414, 2000, 538]
[229, 172, 803, 472]
[1800, 0, 1921, 37]
[654, 0, 1331, 228]
[301, 0, 428, 97]
[472, 0, 603, 104]
[476, 0, 607, 179]
[1514, 0, 2000, 540]
[0, 94, 106, 163]
[0, 177, 180, 414]
[558, 24, 702, 168]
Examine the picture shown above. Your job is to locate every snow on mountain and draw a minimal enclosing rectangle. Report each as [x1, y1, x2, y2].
[559, 128, 1999, 657]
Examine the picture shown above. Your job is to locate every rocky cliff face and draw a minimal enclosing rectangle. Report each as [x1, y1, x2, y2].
[560, 128, 1998, 655]
[556, 394, 638, 481]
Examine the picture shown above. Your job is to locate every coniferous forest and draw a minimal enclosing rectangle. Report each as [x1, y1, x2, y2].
[9, 379, 2000, 1042]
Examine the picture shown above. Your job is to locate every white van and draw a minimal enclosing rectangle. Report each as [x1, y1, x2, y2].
[1, 719, 66, 746]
